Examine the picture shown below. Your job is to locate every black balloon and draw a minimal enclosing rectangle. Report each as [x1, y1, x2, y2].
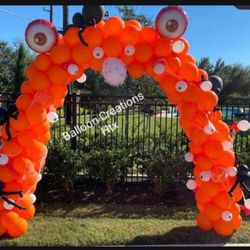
[209, 75, 223, 95]
[82, 6, 105, 25]
[72, 12, 84, 28]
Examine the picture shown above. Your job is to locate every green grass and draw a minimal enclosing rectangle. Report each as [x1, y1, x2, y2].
[0, 203, 250, 246]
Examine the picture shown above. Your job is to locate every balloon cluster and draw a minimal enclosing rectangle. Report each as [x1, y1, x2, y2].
[0, 5, 248, 238]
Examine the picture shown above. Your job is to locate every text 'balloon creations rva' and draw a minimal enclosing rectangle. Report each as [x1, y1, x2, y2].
[0, 5, 250, 238]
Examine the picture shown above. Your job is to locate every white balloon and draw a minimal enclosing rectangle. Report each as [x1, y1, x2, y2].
[77, 73, 87, 83]
[0, 154, 9, 165]
[93, 47, 104, 59]
[244, 199, 250, 209]
[222, 141, 233, 151]
[200, 81, 212, 91]
[200, 171, 212, 182]
[175, 81, 188, 92]
[172, 40, 185, 53]
[3, 199, 14, 210]
[222, 211, 233, 222]
[124, 45, 135, 56]
[237, 120, 250, 132]
[101, 57, 127, 87]
[37, 173, 42, 182]
[154, 63, 165, 75]
[30, 194, 37, 204]
[184, 152, 194, 162]
[227, 167, 238, 177]
[186, 179, 197, 190]
[67, 64, 79, 75]
[203, 122, 216, 135]
[47, 112, 58, 123]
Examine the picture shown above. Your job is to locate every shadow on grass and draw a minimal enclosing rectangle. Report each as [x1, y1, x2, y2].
[126, 226, 231, 245]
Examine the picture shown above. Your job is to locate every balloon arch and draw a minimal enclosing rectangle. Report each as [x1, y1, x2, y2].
[0, 5, 250, 238]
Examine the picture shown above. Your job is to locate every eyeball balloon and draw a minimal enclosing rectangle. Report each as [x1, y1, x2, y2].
[0, 154, 9, 165]
[237, 120, 250, 132]
[172, 40, 185, 53]
[175, 80, 188, 92]
[222, 141, 233, 151]
[200, 81, 212, 91]
[186, 179, 197, 190]
[37, 173, 42, 182]
[200, 171, 212, 182]
[154, 62, 165, 75]
[227, 167, 237, 177]
[244, 199, 250, 209]
[101, 57, 127, 87]
[222, 211, 233, 222]
[67, 64, 79, 76]
[184, 152, 193, 162]
[30, 194, 37, 204]
[3, 200, 14, 210]
[124, 45, 135, 56]
[47, 112, 59, 123]
[203, 122, 216, 135]
[77, 73, 87, 83]
[93, 47, 104, 59]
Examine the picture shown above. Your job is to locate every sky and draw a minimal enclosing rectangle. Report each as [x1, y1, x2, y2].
[0, 5, 250, 66]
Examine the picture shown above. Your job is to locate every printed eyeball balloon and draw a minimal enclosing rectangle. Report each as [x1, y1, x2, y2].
[155, 6, 188, 39]
[25, 19, 58, 53]
[172, 40, 185, 53]
[37, 174, 42, 182]
[221, 211, 233, 222]
[175, 80, 188, 92]
[227, 167, 237, 177]
[67, 64, 79, 76]
[200, 170, 212, 182]
[101, 57, 127, 87]
[0, 153, 9, 165]
[93, 47, 104, 59]
[244, 199, 250, 209]
[186, 179, 197, 190]
[47, 112, 59, 123]
[3, 200, 14, 210]
[77, 73, 87, 83]
[203, 122, 216, 135]
[222, 140, 233, 151]
[184, 152, 193, 162]
[124, 45, 135, 56]
[237, 120, 250, 132]
[200, 81, 213, 91]
[30, 194, 37, 204]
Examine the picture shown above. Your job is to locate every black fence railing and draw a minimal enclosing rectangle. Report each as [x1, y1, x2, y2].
[0, 93, 249, 182]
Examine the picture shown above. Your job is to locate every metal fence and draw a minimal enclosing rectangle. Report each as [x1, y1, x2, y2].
[0, 93, 249, 182]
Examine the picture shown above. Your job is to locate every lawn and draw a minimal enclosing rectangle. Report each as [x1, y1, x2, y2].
[0, 203, 250, 246]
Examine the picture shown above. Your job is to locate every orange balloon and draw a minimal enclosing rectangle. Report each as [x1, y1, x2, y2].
[104, 16, 125, 36]
[178, 62, 199, 82]
[21, 81, 34, 94]
[167, 92, 182, 105]
[190, 128, 209, 146]
[89, 57, 103, 71]
[128, 62, 144, 78]
[96, 20, 105, 30]
[160, 75, 179, 95]
[179, 102, 197, 117]
[49, 84, 68, 99]
[213, 219, 235, 236]
[126, 19, 142, 30]
[232, 215, 242, 230]
[50, 44, 71, 65]
[197, 69, 208, 81]
[0, 124, 17, 141]
[13, 204, 35, 220]
[1, 141, 22, 157]
[29, 71, 50, 91]
[82, 26, 104, 48]
[26, 140, 47, 159]
[179, 116, 194, 129]
[216, 150, 235, 168]
[48, 65, 68, 85]
[197, 91, 218, 112]
[13, 156, 34, 174]
[16, 130, 36, 147]
[195, 189, 213, 205]
[231, 184, 243, 202]
[200, 180, 220, 197]
[64, 27, 81, 46]
[135, 43, 153, 63]
[0, 166, 17, 183]
[154, 37, 172, 57]
[140, 27, 158, 44]
[54, 98, 65, 108]
[120, 51, 134, 66]
[10, 112, 29, 131]
[0, 224, 6, 236]
[178, 54, 196, 64]
[36, 131, 51, 144]
[35, 54, 52, 71]
[26, 103, 47, 124]
[214, 192, 234, 209]
[181, 84, 201, 102]
[32, 120, 50, 134]
[26, 64, 38, 80]
[195, 155, 214, 170]
[203, 139, 223, 159]
[167, 56, 182, 73]
[121, 25, 140, 45]
[203, 203, 222, 222]
[214, 120, 230, 138]
[72, 44, 92, 65]
[196, 213, 213, 231]
[103, 36, 122, 57]
[189, 141, 203, 155]
[16, 94, 33, 110]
